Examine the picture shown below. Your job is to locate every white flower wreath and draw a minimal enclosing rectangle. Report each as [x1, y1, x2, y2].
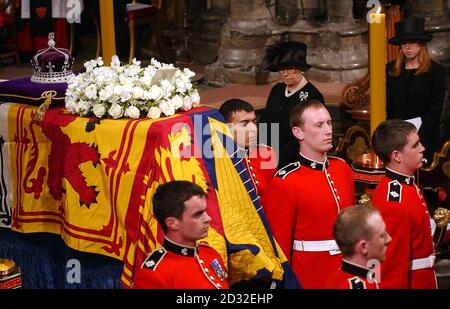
[65, 56, 200, 119]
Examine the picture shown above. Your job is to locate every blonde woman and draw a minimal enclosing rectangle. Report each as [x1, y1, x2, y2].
[386, 17, 445, 160]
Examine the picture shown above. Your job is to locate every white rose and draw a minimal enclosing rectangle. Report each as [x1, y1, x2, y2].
[159, 100, 175, 116]
[124, 106, 140, 119]
[113, 85, 123, 96]
[190, 90, 200, 107]
[182, 68, 195, 79]
[182, 96, 193, 111]
[184, 81, 193, 92]
[150, 58, 162, 68]
[132, 86, 144, 100]
[139, 75, 153, 87]
[149, 85, 163, 101]
[119, 76, 133, 87]
[111, 55, 121, 67]
[120, 87, 132, 102]
[108, 94, 119, 104]
[96, 57, 104, 66]
[92, 104, 106, 118]
[65, 98, 77, 113]
[175, 79, 187, 94]
[95, 74, 105, 86]
[108, 103, 124, 119]
[143, 66, 156, 77]
[160, 79, 175, 98]
[131, 58, 141, 66]
[76, 99, 91, 115]
[171, 95, 184, 110]
[147, 106, 162, 119]
[84, 60, 96, 72]
[141, 90, 152, 100]
[99, 85, 114, 101]
[85, 84, 98, 100]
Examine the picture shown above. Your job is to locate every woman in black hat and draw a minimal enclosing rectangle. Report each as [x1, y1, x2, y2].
[259, 41, 324, 168]
[386, 17, 445, 160]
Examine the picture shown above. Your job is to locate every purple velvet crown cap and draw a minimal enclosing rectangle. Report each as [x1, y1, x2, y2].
[30, 32, 74, 84]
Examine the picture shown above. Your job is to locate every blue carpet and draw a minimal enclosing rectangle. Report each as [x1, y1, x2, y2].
[0, 228, 123, 288]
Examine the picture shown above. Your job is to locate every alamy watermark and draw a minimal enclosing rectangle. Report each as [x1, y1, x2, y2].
[66, 0, 82, 24]
[366, 0, 382, 24]
[366, 259, 381, 283]
[168, 115, 280, 170]
[66, 258, 81, 284]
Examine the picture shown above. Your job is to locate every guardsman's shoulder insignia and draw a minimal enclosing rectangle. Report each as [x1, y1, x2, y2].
[348, 277, 366, 289]
[387, 180, 402, 203]
[275, 162, 300, 179]
[141, 248, 167, 271]
[327, 155, 346, 163]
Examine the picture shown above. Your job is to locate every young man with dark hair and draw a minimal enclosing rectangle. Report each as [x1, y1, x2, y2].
[219, 98, 277, 201]
[264, 100, 355, 288]
[132, 181, 229, 289]
[371, 119, 437, 289]
[325, 205, 391, 289]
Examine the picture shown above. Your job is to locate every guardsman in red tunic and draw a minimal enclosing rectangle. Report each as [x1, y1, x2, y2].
[219, 99, 277, 205]
[325, 205, 392, 289]
[371, 120, 437, 289]
[264, 100, 355, 288]
[133, 238, 228, 289]
[132, 181, 229, 289]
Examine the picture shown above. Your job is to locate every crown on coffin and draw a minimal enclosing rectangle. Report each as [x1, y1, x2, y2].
[31, 33, 74, 83]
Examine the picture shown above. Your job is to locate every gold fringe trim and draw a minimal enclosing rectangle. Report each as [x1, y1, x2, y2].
[0, 93, 64, 101]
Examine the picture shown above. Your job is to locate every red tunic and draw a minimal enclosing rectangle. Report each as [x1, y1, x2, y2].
[132, 238, 229, 289]
[243, 144, 277, 205]
[372, 168, 437, 289]
[324, 260, 379, 289]
[264, 154, 355, 288]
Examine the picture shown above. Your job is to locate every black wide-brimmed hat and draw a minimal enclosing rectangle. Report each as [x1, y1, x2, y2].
[388, 17, 432, 45]
[264, 40, 312, 72]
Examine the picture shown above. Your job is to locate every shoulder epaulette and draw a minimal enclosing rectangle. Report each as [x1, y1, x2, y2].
[387, 180, 402, 203]
[141, 247, 167, 271]
[275, 162, 300, 179]
[348, 277, 366, 289]
[327, 156, 346, 163]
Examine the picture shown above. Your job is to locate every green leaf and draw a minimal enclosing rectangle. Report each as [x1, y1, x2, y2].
[86, 121, 96, 132]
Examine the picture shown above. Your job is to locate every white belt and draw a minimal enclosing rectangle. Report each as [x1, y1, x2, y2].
[293, 240, 340, 255]
[410, 255, 435, 270]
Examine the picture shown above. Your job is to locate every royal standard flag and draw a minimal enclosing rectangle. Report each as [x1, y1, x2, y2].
[0, 103, 297, 288]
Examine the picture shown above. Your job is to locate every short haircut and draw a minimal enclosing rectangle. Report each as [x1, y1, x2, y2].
[371, 119, 417, 164]
[152, 181, 207, 233]
[333, 204, 380, 257]
[289, 99, 327, 129]
[219, 99, 254, 122]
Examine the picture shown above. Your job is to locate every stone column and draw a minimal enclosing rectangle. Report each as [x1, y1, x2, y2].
[298, 0, 324, 19]
[191, 0, 230, 64]
[326, 0, 353, 21]
[204, 0, 272, 85]
[298, 0, 367, 82]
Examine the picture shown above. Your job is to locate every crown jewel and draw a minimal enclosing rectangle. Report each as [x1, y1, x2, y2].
[31, 33, 74, 83]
